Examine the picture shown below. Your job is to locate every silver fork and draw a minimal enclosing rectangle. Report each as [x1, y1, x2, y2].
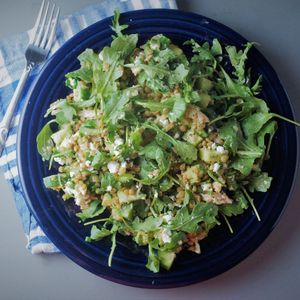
[0, 0, 60, 156]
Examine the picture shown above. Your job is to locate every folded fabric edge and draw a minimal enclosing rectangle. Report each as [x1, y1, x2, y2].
[26, 225, 59, 254]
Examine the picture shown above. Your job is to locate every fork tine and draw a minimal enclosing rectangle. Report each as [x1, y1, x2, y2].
[40, 3, 55, 49]
[45, 7, 60, 53]
[34, 1, 50, 47]
[29, 0, 45, 44]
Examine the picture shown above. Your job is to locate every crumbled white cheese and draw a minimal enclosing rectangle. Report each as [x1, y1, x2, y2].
[121, 161, 127, 168]
[70, 171, 75, 177]
[216, 146, 225, 153]
[60, 137, 72, 149]
[107, 161, 120, 174]
[114, 138, 124, 147]
[211, 143, 217, 150]
[149, 169, 159, 178]
[79, 141, 88, 151]
[131, 67, 141, 76]
[78, 185, 86, 195]
[161, 228, 172, 244]
[64, 186, 75, 196]
[174, 132, 180, 139]
[74, 197, 81, 206]
[194, 241, 201, 254]
[202, 183, 212, 192]
[85, 160, 91, 167]
[113, 150, 120, 156]
[78, 109, 96, 118]
[106, 185, 112, 192]
[53, 157, 65, 165]
[89, 142, 97, 151]
[170, 195, 176, 201]
[73, 189, 80, 202]
[98, 50, 103, 61]
[213, 182, 222, 193]
[150, 42, 160, 50]
[213, 162, 220, 172]
[159, 117, 169, 127]
[162, 212, 172, 224]
[69, 78, 76, 87]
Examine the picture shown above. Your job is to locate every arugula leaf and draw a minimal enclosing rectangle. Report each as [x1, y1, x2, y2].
[257, 120, 277, 148]
[168, 95, 187, 122]
[104, 87, 138, 125]
[108, 231, 117, 267]
[120, 203, 134, 220]
[36, 121, 54, 161]
[169, 203, 218, 233]
[257, 120, 277, 159]
[100, 173, 118, 191]
[173, 140, 198, 164]
[79, 119, 99, 136]
[226, 42, 253, 83]
[85, 225, 112, 242]
[135, 98, 175, 112]
[160, 232, 186, 252]
[220, 191, 249, 217]
[144, 123, 198, 164]
[219, 119, 240, 154]
[251, 75, 262, 94]
[132, 216, 163, 232]
[66, 49, 101, 84]
[230, 156, 255, 176]
[111, 9, 128, 37]
[139, 142, 170, 185]
[76, 200, 106, 222]
[66, 68, 93, 82]
[159, 176, 174, 192]
[129, 128, 143, 151]
[211, 38, 222, 56]
[43, 174, 68, 189]
[91, 151, 109, 169]
[55, 103, 76, 126]
[146, 243, 160, 273]
[221, 67, 252, 97]
[248, 172, 272, 192]
[242, 112, 273, 137]
[172, 64, 189, 83]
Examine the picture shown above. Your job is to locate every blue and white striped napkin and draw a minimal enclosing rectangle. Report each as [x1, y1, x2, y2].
[0, 0, 177, 254]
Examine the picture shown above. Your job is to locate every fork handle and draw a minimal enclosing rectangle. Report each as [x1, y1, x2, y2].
[0, 65, 32, 156]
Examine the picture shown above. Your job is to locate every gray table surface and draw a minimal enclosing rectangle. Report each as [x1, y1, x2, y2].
[0, 0, 299, 299]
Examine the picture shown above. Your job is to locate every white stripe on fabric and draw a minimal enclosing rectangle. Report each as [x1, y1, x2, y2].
[29, 226, 46, 240]
[0, 150, 16, 166]
[132, 0, 144, 9]
[11, 113, 20, 128]
[5, 134, 17, 147]
[149, 0, 163, 8]
[27, 28, 34, 44]
[60, 18, 75, 42]
[4, 165, 18, 180]
[0, 51, 13, 88]
[31, 243, 57, 254]
[76, 14, 88, 30]
[168, 0, 177, 9]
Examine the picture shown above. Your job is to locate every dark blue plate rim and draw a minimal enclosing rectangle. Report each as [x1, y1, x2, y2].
[17, 9, 298, 288]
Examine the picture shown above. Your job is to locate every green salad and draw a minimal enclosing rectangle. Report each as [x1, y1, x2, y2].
[37, 11, 299, 272]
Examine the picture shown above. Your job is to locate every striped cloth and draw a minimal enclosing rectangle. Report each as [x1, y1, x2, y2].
[0, 0, 177, 254]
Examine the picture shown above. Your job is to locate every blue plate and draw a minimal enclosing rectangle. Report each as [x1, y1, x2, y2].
[17, 9, 298, 288]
